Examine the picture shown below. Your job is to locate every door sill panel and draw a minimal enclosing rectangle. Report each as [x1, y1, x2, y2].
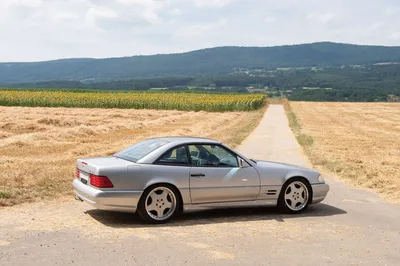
[183, 200, 277, 211]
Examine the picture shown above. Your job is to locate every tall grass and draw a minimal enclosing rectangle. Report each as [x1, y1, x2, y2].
[283, 99, 314, 147]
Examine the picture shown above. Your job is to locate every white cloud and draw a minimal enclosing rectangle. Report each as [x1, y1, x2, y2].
[193, 0, 231, 8]
[86, 6, 118, 27]
[116, 0, 170, 9]
[172, 24, 213, 41]
[1, 0, 400, 62]
[368, 22, 384, 31]
[172, 18, 227, 41]
[390, 32, 400, 40]
[264, 16, 276, 23]
[307, 12, 337, 24]
[386, 6, 400, 15]
[170, 8, 181, 16]
[10, 0, 42, 8]
[217, 18, 227, 26]
[116, 0, 147, 4]
[142, 8, 161, 24]
[54, 12, 80, 23]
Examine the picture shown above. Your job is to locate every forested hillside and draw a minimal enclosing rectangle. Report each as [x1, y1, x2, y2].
[1, 42, 400, 83]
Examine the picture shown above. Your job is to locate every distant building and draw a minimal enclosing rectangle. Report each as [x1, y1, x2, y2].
[387, 94, 400, 102]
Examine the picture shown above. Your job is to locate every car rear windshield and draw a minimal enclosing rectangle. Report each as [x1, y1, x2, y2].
[114, 139, 169, 162]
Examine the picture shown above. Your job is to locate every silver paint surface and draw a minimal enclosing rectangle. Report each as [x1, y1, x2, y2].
[73, 136, 329, 212]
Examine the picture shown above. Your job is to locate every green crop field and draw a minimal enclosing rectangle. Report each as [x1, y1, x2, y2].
[0, 90, 267, 112]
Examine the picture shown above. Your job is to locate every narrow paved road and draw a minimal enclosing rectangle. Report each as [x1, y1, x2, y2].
[1, 105, 399, 265]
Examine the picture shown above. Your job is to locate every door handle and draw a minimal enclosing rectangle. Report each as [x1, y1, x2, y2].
[190, 173, 205, 177]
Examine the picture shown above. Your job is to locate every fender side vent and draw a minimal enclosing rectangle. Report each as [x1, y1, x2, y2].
[266, 190, 277, 195]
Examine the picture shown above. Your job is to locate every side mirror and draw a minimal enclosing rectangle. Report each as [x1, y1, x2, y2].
[238, 157, 250, 168]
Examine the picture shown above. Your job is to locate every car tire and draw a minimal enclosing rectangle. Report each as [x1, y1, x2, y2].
[137, 184, 181, 224]
[277, 177, 312, 214]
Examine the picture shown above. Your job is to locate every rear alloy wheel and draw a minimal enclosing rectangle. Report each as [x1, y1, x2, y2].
[278, 178, 311, 213]
[137, 185, 180, 223]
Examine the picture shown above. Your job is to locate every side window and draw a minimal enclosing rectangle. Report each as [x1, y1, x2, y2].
[188, 144, 238, 167]
[156, 146, 189, 166]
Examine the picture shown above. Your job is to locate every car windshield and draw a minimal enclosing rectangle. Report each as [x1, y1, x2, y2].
[114, 139, 169, 162]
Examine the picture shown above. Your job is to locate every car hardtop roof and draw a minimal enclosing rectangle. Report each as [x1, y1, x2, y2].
[151, 136, 221, 144]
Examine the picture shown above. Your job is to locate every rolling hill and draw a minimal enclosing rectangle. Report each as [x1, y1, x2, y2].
[1, 42, 400, 83]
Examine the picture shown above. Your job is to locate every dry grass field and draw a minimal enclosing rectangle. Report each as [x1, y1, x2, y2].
[0, 106, 265, 206]
[288, 102, 400, 202]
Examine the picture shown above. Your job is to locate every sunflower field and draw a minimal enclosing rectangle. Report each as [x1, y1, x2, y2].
[0, 90, 266, 111]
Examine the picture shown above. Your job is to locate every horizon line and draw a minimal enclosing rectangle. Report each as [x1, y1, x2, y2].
[1, 41, 399, 64]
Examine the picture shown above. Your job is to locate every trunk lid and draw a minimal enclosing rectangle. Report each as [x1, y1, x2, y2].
[76, 156, 136, 175]
[76, 156, 139, 189]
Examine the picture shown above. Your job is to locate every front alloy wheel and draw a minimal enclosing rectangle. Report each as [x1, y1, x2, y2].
[278, 178, 311, 213]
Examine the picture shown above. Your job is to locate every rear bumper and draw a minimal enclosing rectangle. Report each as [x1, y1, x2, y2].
[311, 183, 330, 204]
[72, 179, 143, 213]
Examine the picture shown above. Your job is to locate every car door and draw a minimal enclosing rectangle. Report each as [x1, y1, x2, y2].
[150, 145, 191, 194]
[188, 144, 260, 204]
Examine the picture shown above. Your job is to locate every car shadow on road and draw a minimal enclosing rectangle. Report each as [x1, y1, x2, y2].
[86, 203, 346, 228]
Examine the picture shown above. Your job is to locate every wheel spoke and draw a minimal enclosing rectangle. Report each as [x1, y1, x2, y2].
[164, 201, 173, 209]
[290, 198, 298, 208]
[147, 202, 158, 212]
[149, 191, 159, 201]
[286, 185, 293, 196]
[156, 208, 164, 218]
[158, 189, 167, 199]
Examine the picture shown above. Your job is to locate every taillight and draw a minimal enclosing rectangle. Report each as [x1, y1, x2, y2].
[76, 168, 80, 179]
[90, 174, 114, 188]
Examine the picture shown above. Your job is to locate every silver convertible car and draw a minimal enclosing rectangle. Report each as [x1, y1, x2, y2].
[73, 137, 329, 223]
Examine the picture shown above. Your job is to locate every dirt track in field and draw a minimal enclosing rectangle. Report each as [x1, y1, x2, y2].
[1, 105, 399, 265]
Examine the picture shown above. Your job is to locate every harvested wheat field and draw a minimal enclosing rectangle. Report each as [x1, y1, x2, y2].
[289, 102, 400, 202]
[0, 106, 265, 206]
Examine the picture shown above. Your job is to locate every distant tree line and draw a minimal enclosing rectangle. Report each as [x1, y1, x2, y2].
[213, 76, 276, 87]
[281, 64, 400, 102]
[276, 64, 400, 90]
[3, 77, 194, 91]
[1, 64, 399, 102]
[288, 88, 400, 102]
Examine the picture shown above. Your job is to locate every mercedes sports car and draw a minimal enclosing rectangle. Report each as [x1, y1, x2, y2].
[73, 137, 329, 223]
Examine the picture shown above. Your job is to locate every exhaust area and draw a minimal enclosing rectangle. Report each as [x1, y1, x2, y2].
[75, 195, 83, 202]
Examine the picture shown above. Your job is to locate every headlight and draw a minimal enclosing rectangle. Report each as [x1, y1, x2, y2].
[317, 175, 325, 183]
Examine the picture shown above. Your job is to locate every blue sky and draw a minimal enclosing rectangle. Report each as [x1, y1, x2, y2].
[1, 0, 400, 62]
